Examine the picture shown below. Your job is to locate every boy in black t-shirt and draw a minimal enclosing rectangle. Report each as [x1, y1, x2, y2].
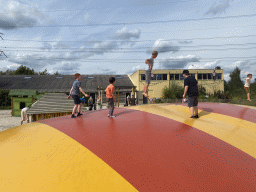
[182, 70, 199, 118]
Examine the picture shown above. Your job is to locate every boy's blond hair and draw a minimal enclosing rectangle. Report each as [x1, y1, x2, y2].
[247, 74, 252, 77]
[152, 51, 158, 55]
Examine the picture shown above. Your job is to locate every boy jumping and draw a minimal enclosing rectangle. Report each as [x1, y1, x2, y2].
[142, 51, 158, 98]
[105, 77, 116, 118]
[244, 74, 252, 101]
[68, 73, 89, 118]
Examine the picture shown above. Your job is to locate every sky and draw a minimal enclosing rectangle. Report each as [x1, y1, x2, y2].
[0, 0, 255, 82]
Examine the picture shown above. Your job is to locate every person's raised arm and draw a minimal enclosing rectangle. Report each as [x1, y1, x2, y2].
[79, 87, 89, 97]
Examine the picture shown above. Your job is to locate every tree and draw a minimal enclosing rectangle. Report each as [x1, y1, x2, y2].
[215, 66, 221, 70]
[54, 71, 61, 75]
[227, 67, 244, 96]
[14, 65, 36, 75]
[39, 69, 49, 75]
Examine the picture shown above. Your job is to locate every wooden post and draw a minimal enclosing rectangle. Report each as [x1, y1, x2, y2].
[114, 89, 117, 107]
[100, 89, 103, 105]
[11, 97, 13, 116]
[118, 88, 120, 107]
[132, 87, 135, 96]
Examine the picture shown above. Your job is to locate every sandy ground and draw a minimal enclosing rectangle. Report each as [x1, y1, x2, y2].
[0, 110, 26, 132]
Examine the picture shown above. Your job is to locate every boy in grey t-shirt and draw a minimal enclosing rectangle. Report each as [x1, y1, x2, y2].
[68, 73, 89, 118]
[142, 51, 158, 98]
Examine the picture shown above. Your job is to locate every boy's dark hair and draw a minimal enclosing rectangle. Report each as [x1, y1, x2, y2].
[109, 77, 115, 84]
[247, 74, 252, 77]
[183, 70, 189, 76]
[74, 73, 80, 79]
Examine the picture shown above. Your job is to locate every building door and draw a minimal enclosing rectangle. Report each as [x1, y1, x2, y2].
[126, 93, 131, 105]
[20, 102, 26, 109]
[90, 93, 96, 104]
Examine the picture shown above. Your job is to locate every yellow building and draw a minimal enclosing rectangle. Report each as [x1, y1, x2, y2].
[129, 69, 224, 104]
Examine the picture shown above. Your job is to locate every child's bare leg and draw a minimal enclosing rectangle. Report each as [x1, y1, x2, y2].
[247, 93, 251, 101]
[143, 83, 149, 97]
[189, 107, 194, 116]
[77, 103, 82, 113]
[72, 105, 78, 114]
[194, 106, 198, 115]
[21, 121, 23, 125]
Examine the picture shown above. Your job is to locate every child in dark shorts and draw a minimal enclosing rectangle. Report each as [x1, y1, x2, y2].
[68, 73, 89, 118]
[182, 70, 199, 118]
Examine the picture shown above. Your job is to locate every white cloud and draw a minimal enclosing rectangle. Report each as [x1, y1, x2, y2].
[147, 39, 180, 54]
[53, 42, 68, 49]
[112, 27, 141, 40]
[0, 0, 49, 30]
[160, 55, 200, 69]
[202, 60, 221, 69]
[41, 42, 52, 51]
[205, 0, 231, 15]
[82, 41, 119, 57]
[127, 65, 142, 74]
[53, 62, 81, 75]
[0, 63, 20, 71]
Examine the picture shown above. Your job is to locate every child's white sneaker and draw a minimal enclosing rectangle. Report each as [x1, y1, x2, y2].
[107, 114, 110, 117]
[110, 116, 115, 118]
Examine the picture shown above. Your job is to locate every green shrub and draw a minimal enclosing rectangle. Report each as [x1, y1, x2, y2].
[0, 89, 11, 107]
[162, 82, 184, 99]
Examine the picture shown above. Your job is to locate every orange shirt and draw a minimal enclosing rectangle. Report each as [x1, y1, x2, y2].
[105, 84, 115, 98]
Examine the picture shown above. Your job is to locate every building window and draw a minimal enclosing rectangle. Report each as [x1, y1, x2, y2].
[198, 73, 208, 80]
[151, 74, 157, 80]
[180, 74, 184, 80]
[175, 74, 179, 80]
[20, 102, 26, 109]
[170, 74, 174, 80]
[152, 74, 168, 80]
[191, 74, 195, 78]
[217, 73, 222, 80]
[208, 73, 212, 80]
[156, 74, 161, 80]
[141, 74, 145, 81]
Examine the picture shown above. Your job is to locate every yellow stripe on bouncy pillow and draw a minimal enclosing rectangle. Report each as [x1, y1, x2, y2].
[0, 123, 138, 192]
[127, 104, 256, 159]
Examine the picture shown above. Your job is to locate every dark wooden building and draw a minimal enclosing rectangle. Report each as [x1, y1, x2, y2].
[0, 75, 136, 105]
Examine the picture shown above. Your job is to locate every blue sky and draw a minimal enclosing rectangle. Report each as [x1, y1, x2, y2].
[0, 0, 255, 82]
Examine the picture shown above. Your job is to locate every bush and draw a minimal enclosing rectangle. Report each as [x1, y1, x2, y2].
[198, 85, 206, 98]
[0, 89, 11, 107]
[162, 82, 184, 99]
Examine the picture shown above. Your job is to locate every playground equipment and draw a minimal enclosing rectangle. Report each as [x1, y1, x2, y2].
[0, 103, 256, 191]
